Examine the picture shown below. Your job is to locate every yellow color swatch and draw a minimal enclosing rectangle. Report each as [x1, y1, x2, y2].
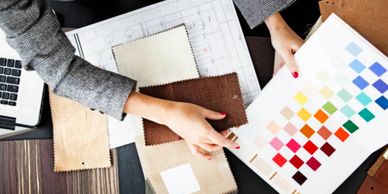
[297, 108, 311, 122]
[294, 92, 308, 105]
[319, 86, 334, 99]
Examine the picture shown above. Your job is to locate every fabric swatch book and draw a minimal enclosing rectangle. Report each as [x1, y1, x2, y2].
[66, 0, 260, 149]
[228, 14, 387, 194]
[137, 74, 245, 194]
[114, 25, 239, 193]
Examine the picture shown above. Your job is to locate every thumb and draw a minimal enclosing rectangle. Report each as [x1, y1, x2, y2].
[200, 107, 226, 120]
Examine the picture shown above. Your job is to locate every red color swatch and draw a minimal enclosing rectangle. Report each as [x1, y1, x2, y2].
[321, 142, 336, 157]
[306, 157, 321, 171]
[303, 141, 318, 154]
[273, 153, 287, 167]
[286, 139, 301, 153]
[289, 155, 304, 169]
[335, 127, 350, 142]
[317, 126, 332, 140]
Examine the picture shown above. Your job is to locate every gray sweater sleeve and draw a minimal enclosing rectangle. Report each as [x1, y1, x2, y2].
[233, 0, 295, 29]
[0, 0, 136, 120]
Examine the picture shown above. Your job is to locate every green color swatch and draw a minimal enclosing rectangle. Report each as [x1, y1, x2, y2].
[323, 102, 337, 115]
[343, 120, 359, 133]
[359, 108, 375, 122]
[337, 89, 353, 102]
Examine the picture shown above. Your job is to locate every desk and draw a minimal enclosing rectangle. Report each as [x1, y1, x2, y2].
[2, 0, 384, 193]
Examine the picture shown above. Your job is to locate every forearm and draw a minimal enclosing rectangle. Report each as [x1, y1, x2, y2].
[0, 0, 136, 120]
[233, 0, 295, 29]
[124, 92, 173, 125]
[265, 12, 289, 33]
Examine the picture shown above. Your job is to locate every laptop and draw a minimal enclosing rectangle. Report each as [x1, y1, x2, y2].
[0, 29, 45, 138]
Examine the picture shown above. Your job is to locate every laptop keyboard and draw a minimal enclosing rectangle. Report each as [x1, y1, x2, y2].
[0, 58, 21, 106]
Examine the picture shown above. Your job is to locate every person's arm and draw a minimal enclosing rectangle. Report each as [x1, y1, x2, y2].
[233, 0, 303, 77]
[0, 0, 238, 159]
[123, 92, 239, 160]
[233, 0, 295, 29]
[0, 0, 135, 120]
[265, 12, 303, 77]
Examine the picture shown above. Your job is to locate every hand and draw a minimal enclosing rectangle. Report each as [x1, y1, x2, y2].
[163, 102, 239, 160]
[265, 13, 304, 77]
[124, 92, 239, 160]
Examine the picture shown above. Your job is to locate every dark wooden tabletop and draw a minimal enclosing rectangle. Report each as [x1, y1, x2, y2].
[2, 0, 384, 193]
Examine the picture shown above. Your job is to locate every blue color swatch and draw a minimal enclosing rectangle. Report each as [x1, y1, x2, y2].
[356, 92, 372, 106]
[375, 96, 388, 110]
[372, 79, 387, 93]
[353, 76, 369, 90]
[369, 62, 387, 77]
[349, 59, 366, 73]
[346, 42, 362, 56]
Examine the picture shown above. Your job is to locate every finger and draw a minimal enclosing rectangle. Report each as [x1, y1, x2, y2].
[292, 38, 304, 51]
[283, 50, 299, 78]
[206, 127, 239, 149]
[198, 143, 222, 152]
[273, 53, 285, 75]
[187, 143, 212, 160]
[200, 107, 226, 120]
[220, 129, 230, 137]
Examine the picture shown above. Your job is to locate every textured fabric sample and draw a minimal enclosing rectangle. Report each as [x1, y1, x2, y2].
[135, 136, 238, 194]
[50, 91, 111, 172]
[113, 25, 199, 88]
[140, 73, 247, 145]
[319, 0, 388, 55]
[112, 25, 200, 145]
[0, 140, 119, 194]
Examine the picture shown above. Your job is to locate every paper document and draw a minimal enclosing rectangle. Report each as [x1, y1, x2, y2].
[229, 14, 387, 194]
[66, 0, 260, 148]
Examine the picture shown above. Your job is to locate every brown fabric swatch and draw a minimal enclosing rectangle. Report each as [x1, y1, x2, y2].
[0, 139, 119, 194]
[319, 0, 388, 55]
[139, 73, 247, 145]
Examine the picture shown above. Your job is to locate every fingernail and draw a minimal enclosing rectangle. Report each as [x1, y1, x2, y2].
[235, 146, 240, 149]
[220, 111, 227, 116]
[292, 72, 299, 78]
[208, 157, 212, 160]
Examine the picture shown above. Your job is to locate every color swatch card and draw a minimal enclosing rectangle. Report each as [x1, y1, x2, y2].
[228, 14, 387, 194]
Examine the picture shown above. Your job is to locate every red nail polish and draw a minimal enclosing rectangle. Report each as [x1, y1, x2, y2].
[292, 72, 299, 78]
[220, 111, 227, 116]
[235, 146, 240, 149]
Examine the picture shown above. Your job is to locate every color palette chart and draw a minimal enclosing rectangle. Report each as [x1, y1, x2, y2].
[228, 15, 387, 194]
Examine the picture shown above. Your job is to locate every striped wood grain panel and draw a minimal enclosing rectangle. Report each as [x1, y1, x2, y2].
[0, 139, 119, 194]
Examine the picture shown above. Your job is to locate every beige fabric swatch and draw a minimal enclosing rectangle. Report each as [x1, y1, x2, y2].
[113, 25, 199, 88]
[136, 136, 238, 194]
[50, 91, 111, 172]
